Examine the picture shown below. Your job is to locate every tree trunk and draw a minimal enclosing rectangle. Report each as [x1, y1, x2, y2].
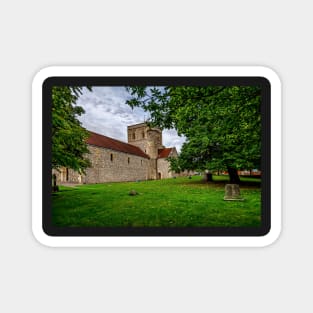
[227, 167, 240, 184]
[205, 172, 213, 182]
[52, 174, 59, 192]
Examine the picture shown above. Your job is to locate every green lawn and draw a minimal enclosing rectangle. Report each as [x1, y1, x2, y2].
[52, 175, 261, 227]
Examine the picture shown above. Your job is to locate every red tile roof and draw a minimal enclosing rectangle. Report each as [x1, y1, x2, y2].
[87, 131, 150, 159]
[158, 148, 173, 158]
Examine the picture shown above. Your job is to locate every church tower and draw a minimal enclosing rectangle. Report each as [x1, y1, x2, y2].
[127, 122, 164, 179]
[127, 122, 164, 158]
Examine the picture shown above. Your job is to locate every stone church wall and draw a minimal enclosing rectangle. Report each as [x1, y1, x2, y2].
[148, 159, 157, 180]
[52, 167, 82, 184]
[157, 158, 174, 179]
[83, 145, 149, 183]
[54, 144, 149, 184]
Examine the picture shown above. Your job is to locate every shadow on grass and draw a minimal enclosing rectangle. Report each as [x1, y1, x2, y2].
[188, 177, 261, 188]
[52, 188, 79, 196]
[238, 180, 261, 187]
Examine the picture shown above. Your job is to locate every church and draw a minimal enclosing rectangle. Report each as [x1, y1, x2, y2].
[54, 122, 182, 184]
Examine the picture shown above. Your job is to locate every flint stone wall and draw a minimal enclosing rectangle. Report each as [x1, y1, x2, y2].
[83, 145, 149, 183]
[54, 145, 149, 184]
[52, 167, 82, 184]
[157, 158, 174, 179]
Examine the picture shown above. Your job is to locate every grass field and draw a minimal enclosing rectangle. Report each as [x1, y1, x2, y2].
[52, 175, 261, 227]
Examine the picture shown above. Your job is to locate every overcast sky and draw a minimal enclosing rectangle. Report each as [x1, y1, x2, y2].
[76, 87, 186, 152]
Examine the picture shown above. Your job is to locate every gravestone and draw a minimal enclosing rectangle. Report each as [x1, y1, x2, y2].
[205, 173, 213, 182]
[224, 184, 244, 201]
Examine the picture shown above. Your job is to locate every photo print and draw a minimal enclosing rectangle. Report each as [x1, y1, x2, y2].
[32, 66, 281, 247]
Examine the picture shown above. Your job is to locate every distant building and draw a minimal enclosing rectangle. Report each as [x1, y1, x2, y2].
[54, 123, 183, 184]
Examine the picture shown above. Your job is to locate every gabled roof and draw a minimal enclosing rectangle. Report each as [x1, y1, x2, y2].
[87, 131, 150, 159]
[158, 148, 174, 158]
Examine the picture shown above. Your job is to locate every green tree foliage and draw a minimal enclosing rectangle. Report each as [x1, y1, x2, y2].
[52, 86, 91, 173]
[126, 86, 261, 183]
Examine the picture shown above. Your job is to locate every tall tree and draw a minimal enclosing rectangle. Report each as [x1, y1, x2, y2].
[126, 86, 261, 183]
[52, 86, 91, 173]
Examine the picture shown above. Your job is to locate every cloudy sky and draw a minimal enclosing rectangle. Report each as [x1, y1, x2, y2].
[76, 87, 186, 152]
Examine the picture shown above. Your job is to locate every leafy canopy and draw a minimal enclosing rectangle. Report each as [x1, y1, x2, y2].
[126, 86, 261, 173]
[52, 86, 91, 173]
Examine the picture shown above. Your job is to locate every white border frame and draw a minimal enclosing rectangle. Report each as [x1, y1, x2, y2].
[32, 66, 281, 247]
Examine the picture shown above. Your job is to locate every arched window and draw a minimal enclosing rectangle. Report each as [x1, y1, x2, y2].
[110, 154, 113, 162]
[128, 157, 130, 164]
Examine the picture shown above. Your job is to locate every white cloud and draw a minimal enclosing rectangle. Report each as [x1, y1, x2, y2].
[76, 86, 185, 151]
[162, 129, 186, 153]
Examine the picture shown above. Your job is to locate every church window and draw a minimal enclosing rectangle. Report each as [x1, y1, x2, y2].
[110, 153, 113, 162]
